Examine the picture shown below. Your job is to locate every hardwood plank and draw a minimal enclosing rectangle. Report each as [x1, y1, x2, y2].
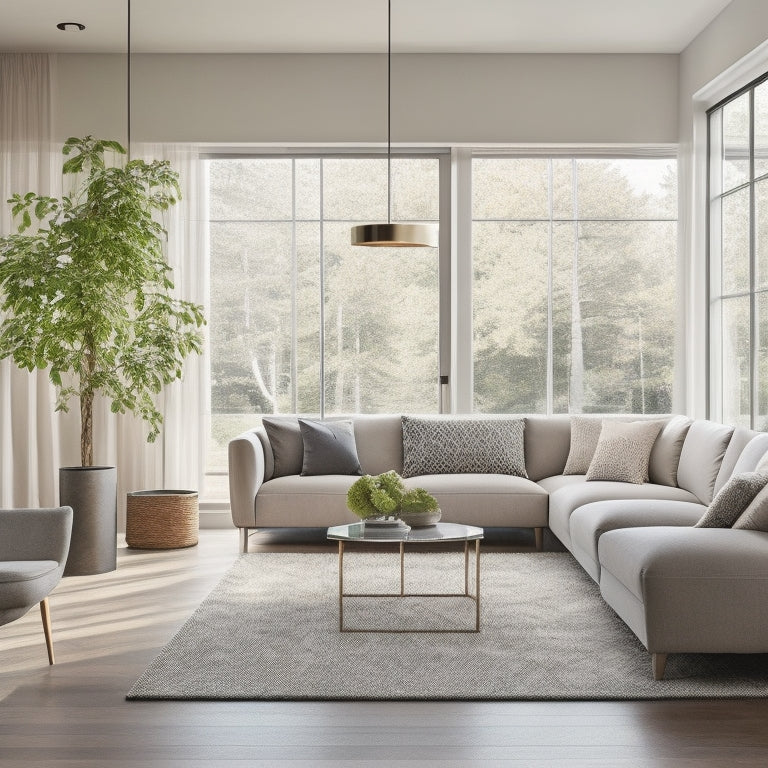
[1, 529, 768, 766]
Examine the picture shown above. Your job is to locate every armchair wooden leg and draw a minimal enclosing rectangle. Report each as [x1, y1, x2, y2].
[40, 598, 55, 665]
[652, 652, 667, 681]
[534, 527, 544, 552]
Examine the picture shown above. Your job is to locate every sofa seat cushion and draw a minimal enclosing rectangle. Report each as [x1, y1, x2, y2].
[255, 475, 361, 527]
[404, 474, 548, 527]
[569, 500, 705, 583]
[545, 476, 700, 550]
[598, 527, 768, 653]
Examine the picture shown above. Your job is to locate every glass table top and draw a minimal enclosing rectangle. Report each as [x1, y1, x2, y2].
[327, 521, 484, 543]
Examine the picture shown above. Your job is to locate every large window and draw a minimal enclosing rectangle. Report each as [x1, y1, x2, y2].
[204, 155, 441, 499]
[709, 74, 768, 429]
[473, 156, 678, 414]
[203, 151, 679, 502]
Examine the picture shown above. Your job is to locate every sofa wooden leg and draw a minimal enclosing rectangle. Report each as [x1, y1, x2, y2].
[652, 652, 667, 681]
[239, 528, 251, 553]
[40, 598, 55, 665]
[534, 527, 544, 552]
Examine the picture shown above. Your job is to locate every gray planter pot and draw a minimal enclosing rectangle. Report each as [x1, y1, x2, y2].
[60, 466, 117, 576]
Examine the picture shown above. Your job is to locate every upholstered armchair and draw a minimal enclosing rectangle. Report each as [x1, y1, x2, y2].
[0, 507, 73, 664]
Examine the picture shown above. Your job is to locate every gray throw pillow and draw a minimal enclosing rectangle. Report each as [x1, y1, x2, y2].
[262, 417, 303, 478]
[696, 472, 768, 528]
[298, 419, 363, 476]
[563, 416, 603, 475]
[401, 417, 527, 479]
[733, 483, 768, 531]
[585, 420, 664, 484]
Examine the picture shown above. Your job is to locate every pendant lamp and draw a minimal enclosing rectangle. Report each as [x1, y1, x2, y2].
[351, 0, 438, 248]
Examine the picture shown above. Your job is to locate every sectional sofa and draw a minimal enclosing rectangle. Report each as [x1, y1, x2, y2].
[228, 414, 768, 679]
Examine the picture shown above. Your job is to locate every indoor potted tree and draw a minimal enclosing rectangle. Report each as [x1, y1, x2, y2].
[0, 136, 205, 574]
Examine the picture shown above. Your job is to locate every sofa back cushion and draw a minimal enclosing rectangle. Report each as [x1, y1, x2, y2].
[350, 414, 404, 475]
[713, 426, 763, 494]
[676, 420, 735, 504]
[524, 415, 572, 481]
[648, 415, 692, 487]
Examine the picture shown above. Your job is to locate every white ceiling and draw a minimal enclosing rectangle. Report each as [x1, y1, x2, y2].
[0, 0, 734, 55]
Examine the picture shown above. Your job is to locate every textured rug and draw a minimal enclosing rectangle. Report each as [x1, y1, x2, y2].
[127, 551, 768, 700]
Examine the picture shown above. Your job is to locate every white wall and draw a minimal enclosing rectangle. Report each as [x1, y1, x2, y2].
[678, 0, 768, 419]
[55, 52, 678, 145]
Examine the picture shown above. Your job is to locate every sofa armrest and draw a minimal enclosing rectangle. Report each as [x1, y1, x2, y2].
[228, 429, 267, 528]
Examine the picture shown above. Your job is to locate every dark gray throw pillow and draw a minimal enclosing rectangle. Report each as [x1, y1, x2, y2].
[298, 419, 363, 476]
[262, 417, 303, 478]
[695, 471, 768, 528]
[401, 416, 527, 478]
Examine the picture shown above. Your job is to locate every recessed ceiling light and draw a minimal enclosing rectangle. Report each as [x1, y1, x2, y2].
[56, 22, 86, 31]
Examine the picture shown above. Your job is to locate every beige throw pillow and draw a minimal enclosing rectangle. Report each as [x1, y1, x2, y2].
[585, 420, 663, 484]
[563, 416, 603, 475]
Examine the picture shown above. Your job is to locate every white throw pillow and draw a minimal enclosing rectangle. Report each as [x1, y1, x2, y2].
[563, 416, 603, 475]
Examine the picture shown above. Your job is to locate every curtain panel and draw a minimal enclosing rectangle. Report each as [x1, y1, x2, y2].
[0, 54, 208, 525]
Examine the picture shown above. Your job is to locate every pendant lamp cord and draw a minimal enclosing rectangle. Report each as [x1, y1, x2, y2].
[127, 0, 131, 158]
[387, 0, 391, 224]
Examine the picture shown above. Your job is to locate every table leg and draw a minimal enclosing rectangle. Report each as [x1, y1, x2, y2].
[464, 540, 469, 595]
[475, 538, 481, 632]
[338, 540, 344, 632]
[400, 541, 405, 596]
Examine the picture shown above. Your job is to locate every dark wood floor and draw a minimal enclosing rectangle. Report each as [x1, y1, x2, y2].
[2, 529, 768, 767]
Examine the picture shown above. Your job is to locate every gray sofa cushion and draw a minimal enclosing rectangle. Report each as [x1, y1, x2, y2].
[401, 417, 527, 478]
[523, 415, 571, 481]
[648, 415, 692, 487]
[598, 526, 768, 654]
[713, 426, 761, 495]
[695, 471, 768, 528]
[404, 473, 548, 527]
[298, 419, 363, 476]
[569, 499, 706, 582]
[676, 420, 734, 504]
[547, 476, 701, 550]
[585, 420, 663, 484]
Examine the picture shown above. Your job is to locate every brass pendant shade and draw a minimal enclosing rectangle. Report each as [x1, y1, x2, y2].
[351, 0, 438, 249]
[351, 223, 438, 248]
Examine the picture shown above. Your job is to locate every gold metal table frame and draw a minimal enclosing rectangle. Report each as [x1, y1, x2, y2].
[330, 523, 483, 634]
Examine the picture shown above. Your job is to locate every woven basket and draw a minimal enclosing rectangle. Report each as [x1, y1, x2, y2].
[126, 490, 199, 549]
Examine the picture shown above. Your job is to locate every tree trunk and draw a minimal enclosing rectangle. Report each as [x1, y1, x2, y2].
[80, 389, 94, 467]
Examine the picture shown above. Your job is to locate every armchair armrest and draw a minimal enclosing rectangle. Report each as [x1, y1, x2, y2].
[228, 429, 267, 528]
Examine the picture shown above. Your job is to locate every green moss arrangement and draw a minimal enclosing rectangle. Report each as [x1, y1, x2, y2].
[346, 471, 438, 519]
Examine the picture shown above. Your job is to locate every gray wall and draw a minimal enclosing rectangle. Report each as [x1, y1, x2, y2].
[55, 52, 678, 145]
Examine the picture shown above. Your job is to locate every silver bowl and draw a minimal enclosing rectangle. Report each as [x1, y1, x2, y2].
[397, 509, 442, 528]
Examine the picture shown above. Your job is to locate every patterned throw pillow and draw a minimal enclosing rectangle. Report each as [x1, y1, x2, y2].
[563, 416, 603, 475]
[585, 420, 664, 484]
[733, 483, 768, 531]
[696, 472, 768, 528]
[401, 417, 527, 478]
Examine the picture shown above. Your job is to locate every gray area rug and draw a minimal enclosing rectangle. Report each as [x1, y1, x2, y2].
[127, 552, 768, 700]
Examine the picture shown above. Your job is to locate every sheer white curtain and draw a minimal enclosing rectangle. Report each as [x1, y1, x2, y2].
[0, 53, 60, 508]
[110, 144, 209, 526]
[0, 55, 209, 522]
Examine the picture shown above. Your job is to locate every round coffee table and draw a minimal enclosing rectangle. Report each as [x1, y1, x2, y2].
[327, 521, 484, 633]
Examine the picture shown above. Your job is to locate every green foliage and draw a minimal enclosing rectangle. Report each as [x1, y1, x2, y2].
[0, 136, 206, 465]
[346, 470, 437, 519]
[400, 487, 440, 515]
